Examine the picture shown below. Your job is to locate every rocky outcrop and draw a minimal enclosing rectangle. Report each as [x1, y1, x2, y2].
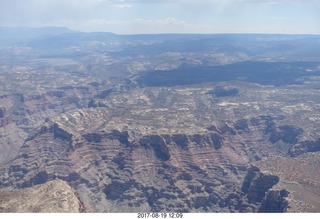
[0, 107, 5, 118]
[139, 135, 171, 161]
[269, 125, 303, 144]
[84, 130, 129, 145]
[289, 139, 320, 157]
[96, 89, 112, 99]
[52, 123, 72, 141]
[219, 124, 236, 135]
[87, 100, 107, 108]
[234, 119, 249, 131]
[259, 189, 289, 212]
[137, 132, 224, 162]
[241, 166, 279, 204]
[0, 179, 85, 213]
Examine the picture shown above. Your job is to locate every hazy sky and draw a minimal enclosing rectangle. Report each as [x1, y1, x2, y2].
[0, 0, 319, 34]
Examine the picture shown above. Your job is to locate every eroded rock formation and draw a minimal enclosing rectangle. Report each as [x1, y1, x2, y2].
[0, 84, 320, 213]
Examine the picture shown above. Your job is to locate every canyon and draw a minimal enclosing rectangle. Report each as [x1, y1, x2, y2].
[0, 28, 320, 212]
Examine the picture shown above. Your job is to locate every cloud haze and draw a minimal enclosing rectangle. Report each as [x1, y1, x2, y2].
[0, 0, 319, 34]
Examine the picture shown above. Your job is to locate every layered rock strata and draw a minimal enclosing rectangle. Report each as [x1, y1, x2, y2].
[0, 85, 319, 212]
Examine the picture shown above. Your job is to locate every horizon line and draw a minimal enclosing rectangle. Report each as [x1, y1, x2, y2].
[1, 25, 320, 36]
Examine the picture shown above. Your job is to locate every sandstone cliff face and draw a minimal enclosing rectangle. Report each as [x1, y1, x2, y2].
[0, 179, 84, 213]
